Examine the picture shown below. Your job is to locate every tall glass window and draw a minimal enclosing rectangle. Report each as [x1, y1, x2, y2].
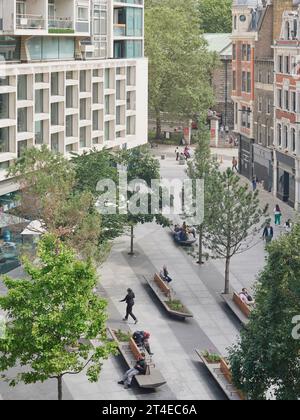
[51, 133, 59, 153]
[35, 120, 44, 145]
[0, 127, 9, 153]
[51, 103, 59, 126]
[80, 71, 87, 92]
[18, 75, 27, 100]
[126, 7, 143, 37]
[18, 140, 27, 158]
[80, 99, 87, 120]
[105, 95, 110, 114]
[80, 127, 87, 148]
[0, 94, 9, 119]
[17, 107, 27, 132]
[35, 90, 44, 113]
[93, 110, 99, 131]
[66, 115, 73, 137]
[66, 86, 74, 109]
[51, 72, 59, 96]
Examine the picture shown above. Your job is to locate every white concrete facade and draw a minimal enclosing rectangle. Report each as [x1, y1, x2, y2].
[0, 0, 148, 198]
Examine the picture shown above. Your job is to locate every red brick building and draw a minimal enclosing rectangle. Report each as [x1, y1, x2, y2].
[274, 2, 300, 209]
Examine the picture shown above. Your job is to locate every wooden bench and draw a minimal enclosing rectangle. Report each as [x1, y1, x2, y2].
[154, 273, 171, 298]
[144, 274, 193, 320]
[195, 350, 244, 401]
[108, 328, 166, 389]
[222, 290, 252, 326]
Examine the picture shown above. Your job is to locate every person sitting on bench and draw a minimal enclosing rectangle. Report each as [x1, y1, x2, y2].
[239, 288, 255, 306]
[160, 265, 173, 283]
[133, 331, 153, 355]
[118, 353, 147, 389]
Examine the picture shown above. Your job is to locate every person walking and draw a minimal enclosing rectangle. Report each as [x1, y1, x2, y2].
[120, 288, 138, 324]
[274, 204, 282, 226]
[118, 353, 147, 389]
[232, 157, 238, 172]
[252, 176, 257, 191]
[263, 222, 274, 244]
[175, 147, 180, 161]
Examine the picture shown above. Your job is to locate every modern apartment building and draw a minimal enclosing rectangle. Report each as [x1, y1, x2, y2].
[273, 1, 300, 209]
[0, 0, 148, 203]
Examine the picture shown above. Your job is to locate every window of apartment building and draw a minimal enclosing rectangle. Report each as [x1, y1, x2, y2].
[0, 77, 9, 87]
[292, 128, 296, 153]
[284, 90, 289, 111]
[232, 71, 236, 91]
[17, 75, 27, 100]
[0, 94, 9, 119]
[258, 70, 262, 83]
[292, 91, 296, 112]
[278, 56, 283, 73]
[0, 161, 9, 171]
[116, 106, 121, 126]
[232, 44, 236, 60]
[235, 103, 238, 125]
[51, 103, 59, 126]
[241, 106, 247, 127]
[104, 121, 110, 141]
[247, 72, 251, 93]
[277, 124, 282, 147]
[116, 80, 121, 100]
[258, 96, 263, 112]
[17, 107, 27, 132]
[94, 5, 107, 36]
[267, 71, 272, 84]
[93, 110, 99, 131]
[105, 95, 110, 114]
[234, 16, 237, 30]
[51, 72, 60, 96]
[105, 69, 110, 89]
[267, 98, 271, 114]
[278, 89, 282, 108]
[35, 120, 44, 145]
[258, 124, 262, 144]
[242, 71, 246, 92]
[267, 125, 272, 147]
[284, 125, 288, 149]
[78, 6, 89, 22]
[127, 91, 136, 111]
[127, 116, 136, 135]
[80, 127, 87, 148]
[241, 44, 247, 61]
[93, 69, 100, 78]
[80, 71, 87, 92]
[291, 56, 297, 75]
[66, 144, 74, 153]
[66, 86, 74, 109]
[116, 67, 121, 75]
[17, 140, 27, 158]
[247, 108, 251, 129]
[127, 67, 135, 86]
[0, 127, 10, 153]
[66, 71, 74, 80]
[51, 133, 59, 153]
[35, 90, 44, 113]
[35, 73, 45, 83]
[93, 83, 99, 104]
[285, 56, 290, 74]
[66, 115, 74, 137]
[247, 45, 251, 61]
[80, 99, 87, 120]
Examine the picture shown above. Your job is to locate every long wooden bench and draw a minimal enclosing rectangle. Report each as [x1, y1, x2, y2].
[222, 290, 253, 326]
[144, 274, 193, 320]
[108, 328, 166, 389]
[195, 350, 244, 401]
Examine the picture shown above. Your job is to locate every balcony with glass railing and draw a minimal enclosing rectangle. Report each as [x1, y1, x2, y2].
[16, 14, 46, 30]
[48, 18, 74, 34]
[114, 24, 126, 37]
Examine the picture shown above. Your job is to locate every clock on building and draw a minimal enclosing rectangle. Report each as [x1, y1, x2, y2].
[240, 15, 246, 22]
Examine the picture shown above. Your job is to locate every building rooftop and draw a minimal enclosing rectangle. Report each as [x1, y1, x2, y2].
[203, 33, 232, 57]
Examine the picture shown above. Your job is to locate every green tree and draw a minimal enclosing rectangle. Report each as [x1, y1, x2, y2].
[9, 146, 101, 259]
[228, 224, 300, 400]
[204, 169, 268, 294]
[145, 0, 215, 138]
[188, 124, 218, 264]
[199, 0, 232, 33]
[0, 235, 116, 400]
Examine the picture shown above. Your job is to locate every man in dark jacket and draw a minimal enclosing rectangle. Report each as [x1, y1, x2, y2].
[120, 288, 138, 324]
[118, 353, 147, 389]
[133, 331, 153, 355]
[263, 223, 274, 244]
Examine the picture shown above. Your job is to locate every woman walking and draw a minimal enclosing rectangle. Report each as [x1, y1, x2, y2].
[274, 204, 282, 226]
[120, 288, 138, 324]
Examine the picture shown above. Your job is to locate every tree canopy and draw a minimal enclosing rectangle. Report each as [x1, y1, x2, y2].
[229, 224, 300, 400]
[0, 235, 116, 400]
[145, 0, 215, 136]
[199, 0, 232, 33]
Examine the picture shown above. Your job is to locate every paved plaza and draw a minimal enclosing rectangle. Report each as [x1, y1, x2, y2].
[0, 145, 297, 400]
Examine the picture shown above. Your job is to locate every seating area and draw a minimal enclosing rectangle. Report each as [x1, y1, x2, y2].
[196, 350, 245, 401]
[222, 290, 252, 326]
[144, 273, 193, 320]
[108, 328, 166, 390]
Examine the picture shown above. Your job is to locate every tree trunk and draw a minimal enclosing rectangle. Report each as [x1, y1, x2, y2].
[57, 376, 63, 401]
[129, 225, 134, 255]
[224, 256, 231, 295]
[197, 224, 204, 265]
[156, 111, 162, 140]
